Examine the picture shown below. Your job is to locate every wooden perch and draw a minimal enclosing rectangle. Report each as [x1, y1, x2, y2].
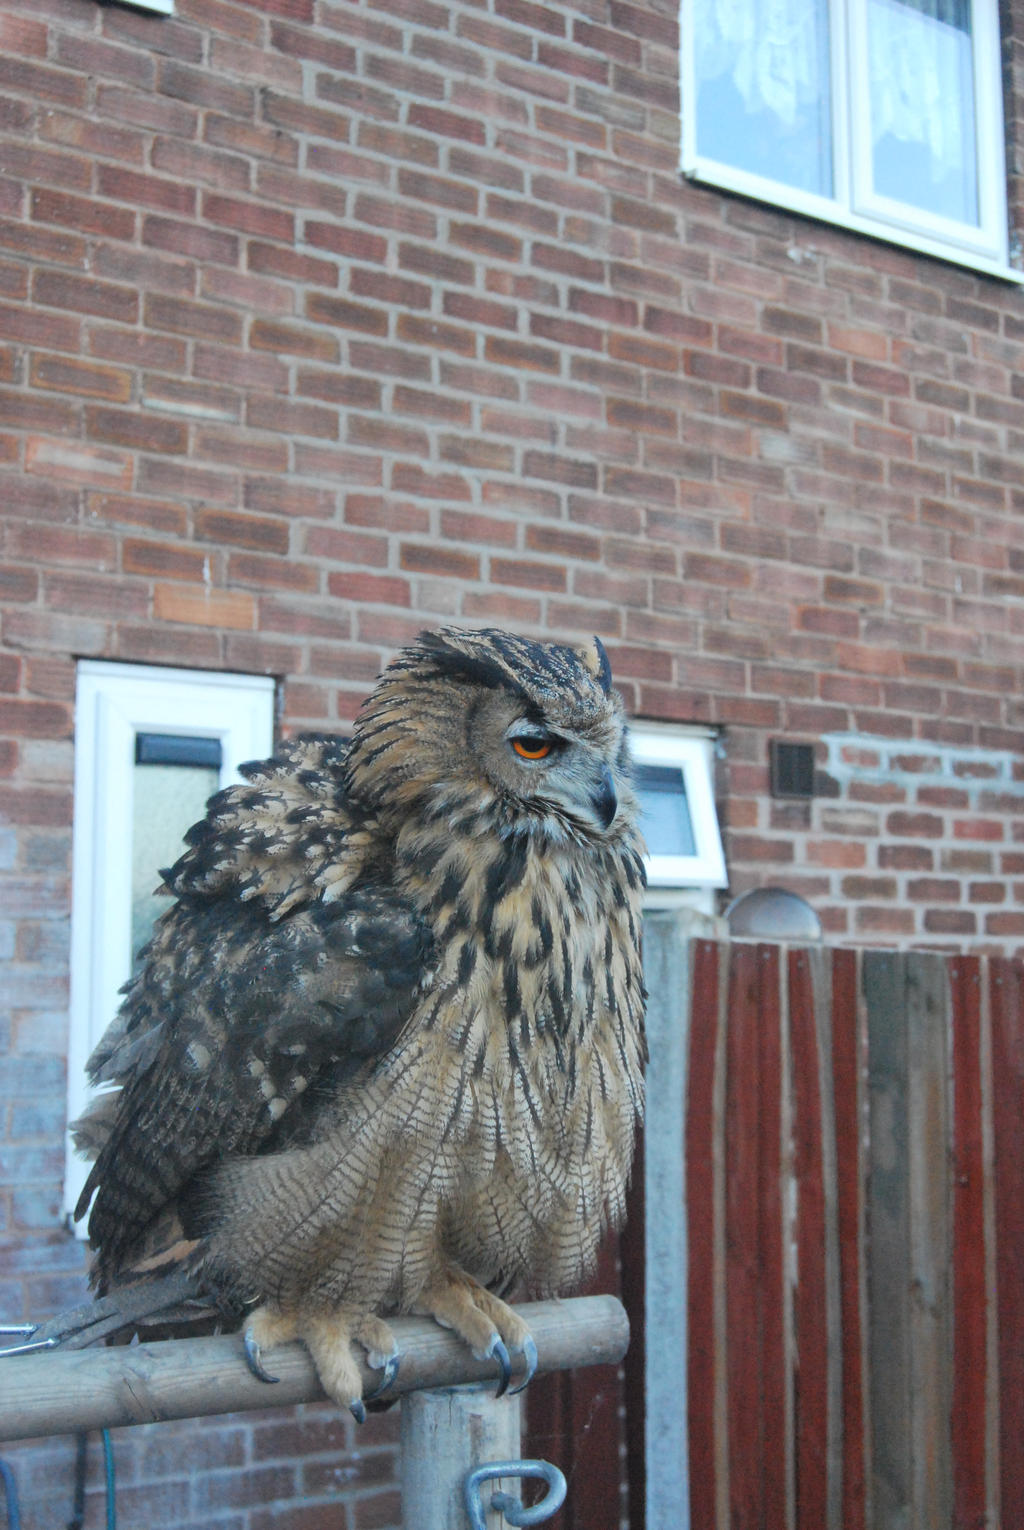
[0, 1294, 629, 1442]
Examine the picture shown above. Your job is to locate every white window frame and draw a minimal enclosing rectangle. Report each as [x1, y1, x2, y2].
[630, 726, 727, 908]
[65, 662, 275, 1223]
[680, 0, 1019, 281]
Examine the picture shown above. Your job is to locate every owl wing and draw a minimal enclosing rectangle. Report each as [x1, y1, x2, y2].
[73, 735, 432, 1282]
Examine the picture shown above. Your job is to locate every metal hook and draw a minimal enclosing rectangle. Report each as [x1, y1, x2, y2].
[463, 1458, 567, 1530]
[0, 1324, 58, 1357]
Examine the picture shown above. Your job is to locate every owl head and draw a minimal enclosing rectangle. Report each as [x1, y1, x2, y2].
[345, 628, 640, 848]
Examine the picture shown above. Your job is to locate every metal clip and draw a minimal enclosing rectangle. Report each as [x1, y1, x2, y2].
[0, 1324, 58, 1357]
[464, 1458, 567, 1529]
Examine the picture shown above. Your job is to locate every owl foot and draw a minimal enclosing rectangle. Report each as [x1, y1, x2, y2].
[241, 1304, 397, 1420]
[242, 1304, 299, 1385]
[415, 1267, 538, 1397]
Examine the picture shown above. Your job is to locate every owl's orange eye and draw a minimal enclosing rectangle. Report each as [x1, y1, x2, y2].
[511, 736, 552, 760]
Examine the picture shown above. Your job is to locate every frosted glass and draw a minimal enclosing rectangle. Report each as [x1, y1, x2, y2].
[131, 762, 218, 966]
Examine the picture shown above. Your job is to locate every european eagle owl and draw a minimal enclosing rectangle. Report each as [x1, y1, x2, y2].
[69, 628, 647, 1416]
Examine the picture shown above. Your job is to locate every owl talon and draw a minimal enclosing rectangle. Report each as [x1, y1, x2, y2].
[489, 1336, 512, 1398]
[508, 1335, 538, 1396]
[349, 1397, 367, 1425]
[362, 1351, 400, 1402]
[243, 1326, 280, 1385]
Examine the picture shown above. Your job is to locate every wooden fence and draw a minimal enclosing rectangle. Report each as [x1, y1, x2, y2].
[529, 939, 1024, 1530]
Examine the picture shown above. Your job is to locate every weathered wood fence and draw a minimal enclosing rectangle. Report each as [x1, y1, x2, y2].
[682, 941, 1024, 1530]
[530, 937, 1024, 1530]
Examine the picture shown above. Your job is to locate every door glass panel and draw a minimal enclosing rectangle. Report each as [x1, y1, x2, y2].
[131, 753, 219, 967]
[635, 764, 697, 859]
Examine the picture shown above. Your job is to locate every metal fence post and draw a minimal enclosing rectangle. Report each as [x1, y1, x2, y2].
[400, 1384, 520, 1530]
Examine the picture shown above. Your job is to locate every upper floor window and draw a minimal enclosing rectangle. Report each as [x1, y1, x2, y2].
[682, 0, 1015, 278]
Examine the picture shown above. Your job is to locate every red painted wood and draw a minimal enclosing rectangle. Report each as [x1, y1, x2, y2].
[949, 956, 987, 1529]
[725, 941, 766, 1529]
[830, 948, 866, 1530]
[756, 945, 787, 1530]
[989, 958, 1024, 1530]
[789, 948, 828, 1530]
[686, 938, 720, 1526]
[524, 1235, 625, 1530]
[724, 943, 786, 1530]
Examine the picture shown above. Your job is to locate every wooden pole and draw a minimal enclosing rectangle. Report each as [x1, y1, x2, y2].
[401, 1384, 520, 1530]
[0, 1294, 629, 1443]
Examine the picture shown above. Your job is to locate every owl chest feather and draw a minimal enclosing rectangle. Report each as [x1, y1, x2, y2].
[382, 827, 645, 1280]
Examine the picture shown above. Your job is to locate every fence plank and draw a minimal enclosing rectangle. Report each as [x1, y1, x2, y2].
[830, 948, 866, 1530]
[790, 948, 829, 1530]
[686, 938, 720, 1527]
[949, 957, 987, 1529]
[989, 958, 1024, 1529]
[756, 945, 787, 1530]
[725, 942, 766, 1530]
[863, 950, 912, 1530]
[906, 953, 953, 1530]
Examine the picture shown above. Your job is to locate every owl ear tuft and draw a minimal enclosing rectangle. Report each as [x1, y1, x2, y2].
[581, 636, 612, 695]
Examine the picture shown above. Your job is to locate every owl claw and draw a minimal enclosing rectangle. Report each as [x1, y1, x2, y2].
[489, 1336, 512, 1398]
[362, 1350, 400, 1402]
[349, 1397, 367, 1425]
[243, 1325, 280, 1384]
[508, 1335, 538, 1396]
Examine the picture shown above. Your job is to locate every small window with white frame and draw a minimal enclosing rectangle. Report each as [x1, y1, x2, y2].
[66, 662, 275, 1225]
[681, 0, 1015, 278]
[630, 725, 727, 911]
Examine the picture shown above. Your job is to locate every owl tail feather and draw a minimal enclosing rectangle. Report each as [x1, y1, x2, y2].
[5, 1268, 221, 1356]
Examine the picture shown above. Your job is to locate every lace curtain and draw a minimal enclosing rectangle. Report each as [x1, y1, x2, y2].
[696, 0, 973, 178]
[695, 0, 825, 130]
[868, 0, 973, 180]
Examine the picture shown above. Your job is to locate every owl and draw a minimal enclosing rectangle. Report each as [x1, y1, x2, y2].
[67, 627, 648, 1418]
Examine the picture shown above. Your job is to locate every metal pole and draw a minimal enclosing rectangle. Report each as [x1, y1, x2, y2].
[401, 1384, 520, 1530]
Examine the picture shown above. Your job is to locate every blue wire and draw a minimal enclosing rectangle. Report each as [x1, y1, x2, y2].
[0, 1458, 20, 1530]
[101, 1431, 116, 1530]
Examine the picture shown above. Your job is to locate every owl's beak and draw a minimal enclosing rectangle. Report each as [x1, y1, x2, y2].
[591, 764, 618, 830]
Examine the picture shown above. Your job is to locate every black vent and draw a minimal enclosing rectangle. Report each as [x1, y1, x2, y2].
[770, 740, 815, 800]
[135, 733, 223, 769]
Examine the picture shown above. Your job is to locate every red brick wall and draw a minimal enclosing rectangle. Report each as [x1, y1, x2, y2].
[1, 0, 1024, 1523]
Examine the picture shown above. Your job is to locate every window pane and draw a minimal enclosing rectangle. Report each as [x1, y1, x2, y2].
[694, 0, 833, 197]
[636, 765, 697, 858]
[131, 761, 218, 966]
[868, 0, 978, 225]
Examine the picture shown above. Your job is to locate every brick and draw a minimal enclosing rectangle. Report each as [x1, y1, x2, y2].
[143, 215, 239, 265]
[305, 294, 388, 336]
[152, 583, 255, 629]
[407, 104, 487, 144]
[327, 570, 411, 606]
[32, 270, 138, 324]
[85, 406, 187, 454]
[31, 188, 136, 243]
[29, 354, 132, 403]
[25, 438, 133, 490]
[145, 293, 242, 343]
[229, 553, 319, 592]
[203, 193, 294, 242]
[400, 543, 481, 580]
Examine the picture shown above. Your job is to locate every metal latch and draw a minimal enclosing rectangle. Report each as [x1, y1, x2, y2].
[464, 1458, 567, 1529]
